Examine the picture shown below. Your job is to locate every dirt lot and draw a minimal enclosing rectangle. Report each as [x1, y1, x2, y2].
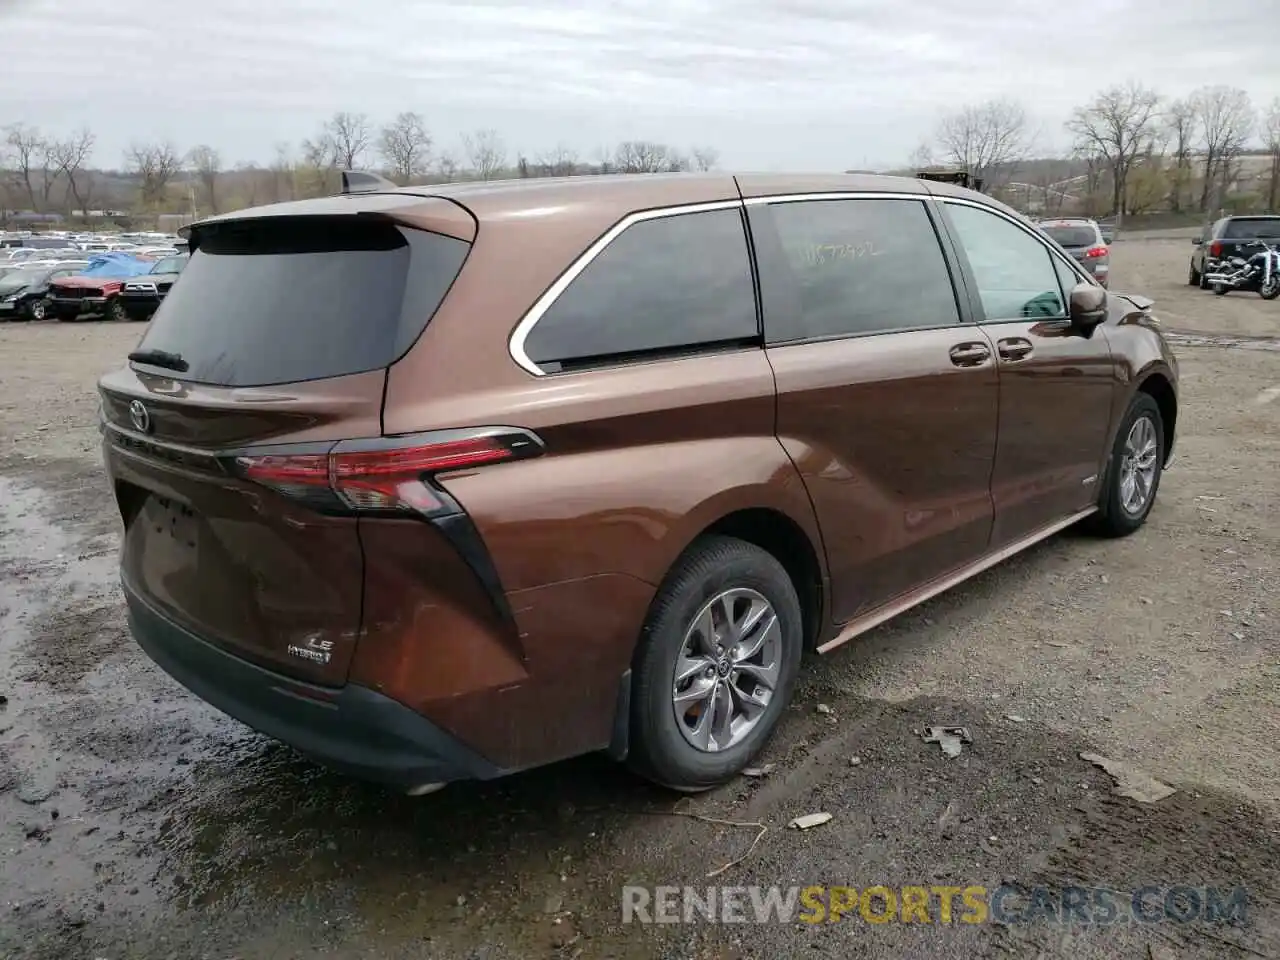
[1, 229, 1278, 960]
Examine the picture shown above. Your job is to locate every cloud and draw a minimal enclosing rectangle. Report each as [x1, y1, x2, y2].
[2, 0, 1279, 170]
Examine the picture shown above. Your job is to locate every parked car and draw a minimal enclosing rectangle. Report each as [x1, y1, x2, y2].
[1037, 218, 1110, 287]
[0, 262, 89, 321]
[1189, 215, 1280, 288]
[99, 173, 1178, 794]
[118, 255, 188, 320]
[48, 253, 155, 322]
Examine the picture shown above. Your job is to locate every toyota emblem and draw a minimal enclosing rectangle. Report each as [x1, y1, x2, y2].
[129, 399, 152, 433]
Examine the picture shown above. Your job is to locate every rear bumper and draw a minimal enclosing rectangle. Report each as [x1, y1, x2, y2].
[122, 576, 505, 788]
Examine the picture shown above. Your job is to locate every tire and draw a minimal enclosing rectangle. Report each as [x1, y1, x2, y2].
[1089, 393, 1164, 538]
[1188, 262, 1200, 286]
[24, 299, 47, 322]
[1261, 276, 1280, 300]
[1199, 268, 1210, 290]
[107, 297, 129, 323]
[627, 536, 803, 791]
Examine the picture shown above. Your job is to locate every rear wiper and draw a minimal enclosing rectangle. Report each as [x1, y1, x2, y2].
[127, 348, 188, 372]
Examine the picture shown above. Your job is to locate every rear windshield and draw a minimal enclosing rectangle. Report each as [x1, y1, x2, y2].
[1041, 225, 1098, 248]
[133, 217, 468, 387]
[1223, 218, 1280, 239]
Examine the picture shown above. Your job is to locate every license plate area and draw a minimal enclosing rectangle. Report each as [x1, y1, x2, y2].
[154, 494, 198, 550]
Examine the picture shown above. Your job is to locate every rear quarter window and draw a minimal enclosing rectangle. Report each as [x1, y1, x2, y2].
[133, 217, 468, 387]
[520, 207, 758, 373]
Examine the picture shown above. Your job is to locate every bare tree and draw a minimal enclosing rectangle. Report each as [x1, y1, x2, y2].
[908, 141, 936, 170]
[379, 112, 431, 184]
[435, 151, 461, 182]
[1192, 86, 1254, 212]
[1264, 99, 1280, 212]
[1065, 82, 1163, 219]
[126, 141, 182, 208]
[187, 144, 222, 214]
[534, 143, 579, 177]
[934, 98, 1029, 186]
[613, 140, 687, 173]
[270, 142, 296, 202]
[46, 127, 96, 216]
[302, 112, 371, 170]
[1164, 99, 1198, 214]
[462, 129, 507, 180]
[691, 146, 720, 172]
[3, 123, 56, 212]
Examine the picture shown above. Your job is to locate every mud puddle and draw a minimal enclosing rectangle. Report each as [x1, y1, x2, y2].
[1166, 330, 1280, 351]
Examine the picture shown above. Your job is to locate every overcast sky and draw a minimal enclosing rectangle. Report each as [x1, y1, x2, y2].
[4, 0, 1280, 172]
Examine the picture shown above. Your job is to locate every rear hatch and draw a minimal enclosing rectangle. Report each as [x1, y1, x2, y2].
[1217, 217, 1280, 259]
[101, 206, 472, 685]
[1040, 224, 1103, 262]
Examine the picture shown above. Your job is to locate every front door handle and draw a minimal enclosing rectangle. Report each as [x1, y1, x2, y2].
[949, 342, 991, 367]
[997, 337, 1034, 361]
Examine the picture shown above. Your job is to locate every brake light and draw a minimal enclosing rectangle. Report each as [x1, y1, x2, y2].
[230, 429, 543, 517]
[1209, 241, 1222, 258]
[1084, 245, 1108, 259]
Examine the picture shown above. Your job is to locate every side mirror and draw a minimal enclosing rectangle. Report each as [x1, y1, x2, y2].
[1069, 282, 1107, 331]
[1192, 236, 1202, 245]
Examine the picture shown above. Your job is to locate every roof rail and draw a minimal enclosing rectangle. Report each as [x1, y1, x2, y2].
[341, 170, 398, 194]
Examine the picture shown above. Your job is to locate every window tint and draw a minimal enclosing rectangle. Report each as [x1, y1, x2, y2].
[1040, 225, 1098, 248]
[946, 203, 1066, 321]
[522, 208, 756, 371]
[1223, 218, 1280, 239]
[763, 198, 960, 341]
[134, 217, 468, 387]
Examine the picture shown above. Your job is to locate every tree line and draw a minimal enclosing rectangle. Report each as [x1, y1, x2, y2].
[913, 83, 1280, 220]
[4, 84, 1279, 225]
[0, 111, 718, 222]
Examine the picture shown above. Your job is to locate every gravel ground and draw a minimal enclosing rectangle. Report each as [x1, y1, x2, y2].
[0, 229, 1277, 960]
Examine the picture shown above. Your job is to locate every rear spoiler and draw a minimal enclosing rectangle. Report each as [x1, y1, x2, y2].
[342, 170, 398, 194]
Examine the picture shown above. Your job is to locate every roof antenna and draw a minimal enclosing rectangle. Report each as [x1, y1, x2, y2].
[341, 170, 397, 194]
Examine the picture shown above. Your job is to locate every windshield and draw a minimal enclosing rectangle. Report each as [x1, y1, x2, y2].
[1041, 225, 1098, 248]
[152, 257, 186, 273]
[0, 268, 46, 285]
[1223, 219, 1280, 240]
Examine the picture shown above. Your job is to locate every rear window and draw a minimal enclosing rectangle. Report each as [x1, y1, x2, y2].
[133, 217, 468, 387]
[1223, 218, 1280, 239]
[1040, 225, 1098, 248]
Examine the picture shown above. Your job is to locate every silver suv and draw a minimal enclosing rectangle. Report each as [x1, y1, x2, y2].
[1037, 218, 1110, 288]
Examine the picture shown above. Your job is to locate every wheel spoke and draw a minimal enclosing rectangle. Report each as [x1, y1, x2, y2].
[689, 604, 719, 656]
[708, 682, 735, 750]
[686, 684, 718, 751]
[675, 653, 713, 686]
[673, 674, 715, 709]
[733, 609, 777, 663]
[733, 659, 779, 691]
[732, 683, 771, 719]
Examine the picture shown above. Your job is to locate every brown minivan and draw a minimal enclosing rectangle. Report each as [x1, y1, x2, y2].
[99, 173, 1178, 793]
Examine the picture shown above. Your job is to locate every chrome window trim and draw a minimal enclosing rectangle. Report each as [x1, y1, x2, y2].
[507, 199, 746, 377]
[742, 190, 928, 206]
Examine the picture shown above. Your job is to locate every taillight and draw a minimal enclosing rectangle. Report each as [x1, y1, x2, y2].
[1209, 241, 1222, 258]
[227, 428, 543, 518]
[1084, 245, 1108, 259]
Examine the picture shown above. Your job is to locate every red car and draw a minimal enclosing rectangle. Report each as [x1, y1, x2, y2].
[48, 274, 133, 322]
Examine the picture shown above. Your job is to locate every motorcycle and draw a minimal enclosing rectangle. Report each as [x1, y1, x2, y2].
[1204, 240, 1280, 299]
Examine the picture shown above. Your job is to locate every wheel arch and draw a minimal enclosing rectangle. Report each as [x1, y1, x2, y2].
[1135, 369, 1177, 465]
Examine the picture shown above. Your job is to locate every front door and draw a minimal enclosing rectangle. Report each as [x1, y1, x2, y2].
[749, 194, 1000, 623]
[939, 200, 1117, 549]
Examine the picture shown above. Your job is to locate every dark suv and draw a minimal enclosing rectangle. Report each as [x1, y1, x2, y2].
[99, 174, 1178, 794]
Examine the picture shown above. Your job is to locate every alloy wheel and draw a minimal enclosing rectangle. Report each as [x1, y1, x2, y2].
[671, 588, 781, 753]
[1118, 415, 1158, 516]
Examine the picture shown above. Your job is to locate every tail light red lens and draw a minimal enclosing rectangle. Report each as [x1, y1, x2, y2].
[1084, 245, 1108, 259]
[1209, 241, 1223, 258]
[230, 429, 543, 517]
